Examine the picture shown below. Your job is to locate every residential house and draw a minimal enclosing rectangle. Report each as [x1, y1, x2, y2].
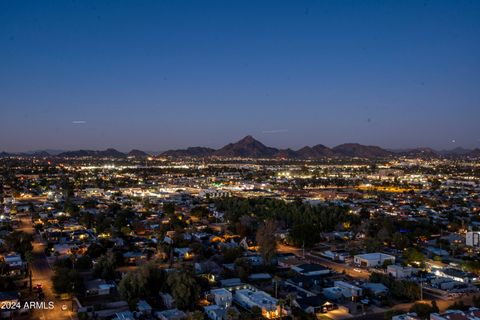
[333, 281, 363, 301]
[204, 305, 227, 320]
[295, 295, 338, 314]
[210, 288, 232, 309]
[233, 287, 286, 318]
[292, 264, 330, 276]
[155, 309, 187, 320]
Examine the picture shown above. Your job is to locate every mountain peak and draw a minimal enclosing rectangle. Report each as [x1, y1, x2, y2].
[127, 149, 149, 158]
[214, 135, 277, 157]
[237, 135, 258, 144]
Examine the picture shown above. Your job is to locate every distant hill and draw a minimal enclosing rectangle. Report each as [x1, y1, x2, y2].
[467, 149, 480, 158]
[297, 144, 335, 158]
[274, 148, 298, 159]
[29, 151, 51, 157]
[332, 143, 392, 158]
[58, 148, 126, 158]
[438, 147, 472, 156]
[160, 136, 480, 159]
[162, 147, 215, 157]
[24, 149, 65, 156]
[161, 136, 395, 159]
[127, 149, 149, 158]
[214, 135, 278, 157]
[3, 137, 478, 160]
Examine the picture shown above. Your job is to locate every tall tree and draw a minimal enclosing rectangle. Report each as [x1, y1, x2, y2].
[256, 219, 277, 265]
[3, 231, 33, 258]
[166, 268, 200, 310]
[118, 262, 166, 308]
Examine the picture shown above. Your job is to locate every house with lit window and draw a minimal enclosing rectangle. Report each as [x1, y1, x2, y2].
[233, 287, 287, 318]
[210, 288, 232, 309]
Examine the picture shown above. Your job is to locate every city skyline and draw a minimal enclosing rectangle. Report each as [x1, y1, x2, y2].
[1, 0, 479, 151]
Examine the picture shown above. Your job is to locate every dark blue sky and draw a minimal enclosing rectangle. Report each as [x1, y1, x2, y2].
[1, 0, 479, 152]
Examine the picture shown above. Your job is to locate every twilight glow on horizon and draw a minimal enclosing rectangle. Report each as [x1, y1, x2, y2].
[1, 0, 479, 152]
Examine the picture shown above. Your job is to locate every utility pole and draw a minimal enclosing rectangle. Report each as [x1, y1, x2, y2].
[275, 278, 278, 298]
[420, 277, 423, 301]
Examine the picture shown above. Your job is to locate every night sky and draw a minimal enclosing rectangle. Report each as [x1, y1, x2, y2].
[1, 0, 479, 152]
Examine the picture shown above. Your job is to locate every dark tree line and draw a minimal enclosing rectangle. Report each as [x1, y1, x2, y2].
[215, 197, 352, 246]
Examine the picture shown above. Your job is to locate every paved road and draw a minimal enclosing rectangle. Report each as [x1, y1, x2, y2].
[19, 214, 74, 320]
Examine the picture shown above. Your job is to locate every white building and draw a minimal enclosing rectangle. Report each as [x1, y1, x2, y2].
[466, 231, 480, 247]
[353, 253, 395, 267]
[210, 288, 232, 309]
[204, 305, 227, 320]
[234, 287, 285, 318]
[321, 250, 350, 262]
[387, 265, 418, 279]
[3, 253, 23, 268]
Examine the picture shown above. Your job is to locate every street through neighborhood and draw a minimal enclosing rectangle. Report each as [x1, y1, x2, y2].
[18, 214, 74, 320]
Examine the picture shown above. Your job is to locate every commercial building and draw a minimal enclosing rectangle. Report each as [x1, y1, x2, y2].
[353, 253, 395, 267]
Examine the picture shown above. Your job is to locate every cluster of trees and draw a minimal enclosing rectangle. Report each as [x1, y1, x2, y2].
[52, 267, 85, 296]
[93, 251, 122, 280]
[118, 262, 167, 308]
[118, 264, 200, 310]
[1, 231, 34, 292]
[369, 272, 420, 301]
[51, 241, 124, 296]
[166, 268, 201, 310]
[359, 213, 458, 256]
[215, 197, 351, 247]
[407, 301, 439, 319]
[461, 259, 480, 274]
[403, 248, 426, 267]
[2, 231, 33, 258]
[234, 257, 252, 282]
